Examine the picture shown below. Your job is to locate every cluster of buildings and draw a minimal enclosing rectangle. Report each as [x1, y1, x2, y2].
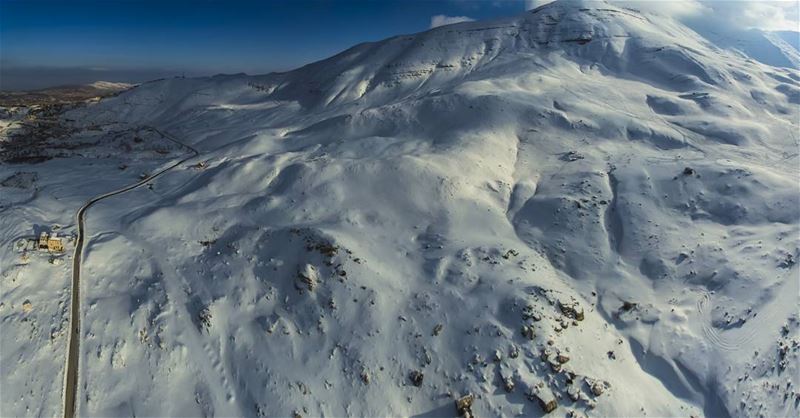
[18, 231, 65, 254]
[38, 231, 64, 252]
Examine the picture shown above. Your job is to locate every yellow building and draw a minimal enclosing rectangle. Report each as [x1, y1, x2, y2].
[47, 233, 64, 253]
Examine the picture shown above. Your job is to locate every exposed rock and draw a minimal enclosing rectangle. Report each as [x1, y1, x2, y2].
[455, 393, 475, 418]
[548, 356, 562, 372]
[471, 353, 483, 365]
[21, 300, 32, 313]
[432, 323, 444, 336]
[197, 307, 212, 332]
[587, 378, 609, 396]
[493, 349, 503, 362]
[296, 264, 319, 291]
[562, 369, 577, 385]
[409, 370, 424, 387]
[562, 151, 584, 162]
[529, 383, 558, 413]
[780, 253, 796, 268]
[509, 345, 520, 359]
[522, 305, 542, 321]
[503, 375, 515, 392]
[199, 239, 216, 247]
[567, 384, 581, 402]
[567, 409, 587, 418]
[521, 324, 536, 340]
[559, 299, 584, 321]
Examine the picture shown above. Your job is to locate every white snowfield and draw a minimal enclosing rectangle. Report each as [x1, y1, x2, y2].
[1, 1, 799, 417]
[86, 81, 135, 91]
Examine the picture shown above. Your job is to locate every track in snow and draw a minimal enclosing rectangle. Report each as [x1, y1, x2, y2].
[696, 290, 761, 353]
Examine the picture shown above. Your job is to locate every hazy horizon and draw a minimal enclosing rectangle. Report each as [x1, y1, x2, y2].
[1, 0, 798, 91]
[0, 0, 528, 91]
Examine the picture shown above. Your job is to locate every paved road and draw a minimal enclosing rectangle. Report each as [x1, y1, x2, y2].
[62, 127, 198, 418]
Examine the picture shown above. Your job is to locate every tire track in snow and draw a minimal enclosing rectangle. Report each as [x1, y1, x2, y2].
[696, 291, 737, 351]
[696, 289, 762, 352]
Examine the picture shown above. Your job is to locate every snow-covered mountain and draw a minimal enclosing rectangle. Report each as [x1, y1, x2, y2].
[2, 1, 798, 417]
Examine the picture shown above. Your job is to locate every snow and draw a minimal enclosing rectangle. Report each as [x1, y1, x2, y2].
[86, 81, 134, 91]
[2, 1, 799, 417]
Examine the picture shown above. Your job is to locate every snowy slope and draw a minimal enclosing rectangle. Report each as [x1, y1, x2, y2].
[2, 1, 799, 417]
[688, 25, 800, 69]
[774, 31, 800, 53]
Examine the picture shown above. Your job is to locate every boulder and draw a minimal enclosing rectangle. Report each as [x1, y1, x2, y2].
[409, 370, 424, 387]
[529, 384, 557, 413]
[296, 264, 319, 291]
[493, 349, 503, 362]
[521, 324, 536, 340]
[558, 299, 584, 321]
[503, 376, 515, 393]
[455, 393, 474, 418]
[586, 378, 609, 396]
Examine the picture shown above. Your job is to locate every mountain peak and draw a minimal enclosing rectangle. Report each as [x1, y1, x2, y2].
[253, 0, 726, 109]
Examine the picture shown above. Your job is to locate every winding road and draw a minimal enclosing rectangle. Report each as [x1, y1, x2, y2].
[62, 127, 198, 418]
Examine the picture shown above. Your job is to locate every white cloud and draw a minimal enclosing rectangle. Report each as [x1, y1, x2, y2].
[701, 0, 799, 32]
[615, 0, 705, 18]
[620, 0, 798, 32]
[525, 0, 555, 9]
[430, 14, 475, 28]
[522, 0, 798, 32]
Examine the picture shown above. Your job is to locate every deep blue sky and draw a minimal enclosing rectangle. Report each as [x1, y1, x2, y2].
[0, 0, 530, 90]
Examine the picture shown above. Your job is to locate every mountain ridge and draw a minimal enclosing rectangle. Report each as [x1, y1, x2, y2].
[1, 1, 798, 417]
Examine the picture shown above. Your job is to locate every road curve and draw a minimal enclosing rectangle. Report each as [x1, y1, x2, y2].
[62, 127, 198, 418]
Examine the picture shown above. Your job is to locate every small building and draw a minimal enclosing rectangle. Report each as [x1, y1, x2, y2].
[38, 232, 49, 249]
[47, 233, 64, 253]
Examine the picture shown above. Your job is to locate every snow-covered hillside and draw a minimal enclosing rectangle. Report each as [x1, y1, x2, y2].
[2, 1, 798, 417]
